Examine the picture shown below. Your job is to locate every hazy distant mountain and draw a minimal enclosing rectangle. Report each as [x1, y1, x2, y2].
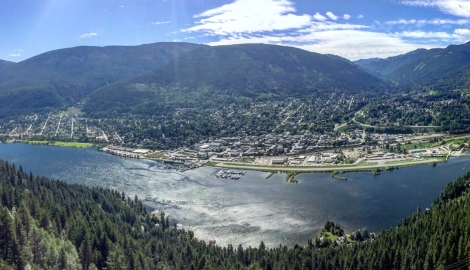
[0, 42, 204, 116]
[0, 59, 14, 70]
[354, 49, 428, 76]
[385, 42, 470, 87]
[84, 44, 388, 116]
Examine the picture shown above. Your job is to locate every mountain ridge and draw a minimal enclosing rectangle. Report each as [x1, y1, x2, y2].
[83, 43, 388, 116]
[354, 48, 428, 76]
[0, 42, 204, 116]
[0, 59, 14, 70]
[386, 43, 470, 86]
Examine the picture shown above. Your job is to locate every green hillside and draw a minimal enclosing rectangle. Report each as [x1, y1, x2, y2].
[0, 60, 14, 71]
[0, 42, 203, 117]
[0, 158, 470, 269]
[387, 42, 470, 85]
[84, 44, 388, 116]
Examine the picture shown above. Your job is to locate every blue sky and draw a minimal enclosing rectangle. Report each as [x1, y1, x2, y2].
[3, 0, 470, 62]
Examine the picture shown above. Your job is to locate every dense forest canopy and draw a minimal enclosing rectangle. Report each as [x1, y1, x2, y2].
[0, 158, 470, 269]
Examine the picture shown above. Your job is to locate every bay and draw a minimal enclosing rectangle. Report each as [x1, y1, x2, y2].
[0, 142, 469, 248]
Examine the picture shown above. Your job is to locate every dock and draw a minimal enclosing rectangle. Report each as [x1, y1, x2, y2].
[215, 169, 246, 179]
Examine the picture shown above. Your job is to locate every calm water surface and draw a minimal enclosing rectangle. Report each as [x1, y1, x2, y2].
[1, 143, 469, 247]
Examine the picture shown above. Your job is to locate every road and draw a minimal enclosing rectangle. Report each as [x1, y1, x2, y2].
[55, 116, 62, 136]
[39, 116, 49, 135]
[334, 123, 348, 131]
[70, 119, 74, 138]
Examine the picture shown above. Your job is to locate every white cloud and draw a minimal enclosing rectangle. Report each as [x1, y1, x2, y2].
[80, 32, 98, 39]
[9, 49, 23, 57]
[326, 12, 338, 20]
[454, 28, 470, 35]
[357, 15, 364, 19]
[400, 0, 470, 17]
[392, 30, 452, 38]
[206, 29, 441, 60]
[152, 21, 171, 25]
[386, 18, 470, 25]
[390, 29, 470, 43]
[183, 0, 311, 35]
[313, 12, 328, 21]
[296, 31, 440, 60]
[181, 0, 460, 60]
[120, 5, 124, 8]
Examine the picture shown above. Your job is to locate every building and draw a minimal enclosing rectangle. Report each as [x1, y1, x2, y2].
[409, 149, 427, 154]
[271, 158, 286, 165]
[307, 156, 317, 163]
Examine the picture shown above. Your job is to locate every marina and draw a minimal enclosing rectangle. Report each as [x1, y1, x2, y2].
[215, 169, 246, 179]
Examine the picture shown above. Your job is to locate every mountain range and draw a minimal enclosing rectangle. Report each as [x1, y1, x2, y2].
[3, 41, 470, 117]
[354, 49, 428, 76]
[0, 42, 203, 116]
[83, 44, 387, 116]
[0, 43, 387, 117]
[354, 42, 470, 91]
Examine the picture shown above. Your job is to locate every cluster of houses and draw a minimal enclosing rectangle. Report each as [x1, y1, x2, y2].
[154, 130, 442, 165]
[191, 131, 364, 159]
[103, 129, 445, 168]
[189, 131, 418, 159]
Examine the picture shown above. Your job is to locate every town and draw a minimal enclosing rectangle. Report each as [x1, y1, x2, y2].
[0, 91, 466, 171]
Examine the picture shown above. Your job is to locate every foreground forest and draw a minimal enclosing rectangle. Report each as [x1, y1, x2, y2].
[0, 159, 469, 269]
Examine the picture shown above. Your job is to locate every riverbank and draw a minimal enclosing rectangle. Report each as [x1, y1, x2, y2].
[210, 157, 445, 174]
[24, 140, 93, 148]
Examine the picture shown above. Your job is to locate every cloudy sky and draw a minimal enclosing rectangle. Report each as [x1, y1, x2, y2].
[3, 0, 470, 62]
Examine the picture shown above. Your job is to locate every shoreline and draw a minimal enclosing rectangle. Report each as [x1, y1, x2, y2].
[7, 141, 459, 176]
[208, 157, 445, 174]
[9, 140, 94, 149]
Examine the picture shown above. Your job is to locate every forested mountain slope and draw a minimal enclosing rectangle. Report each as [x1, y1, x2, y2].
[84, 44, 388, 116]
[0, 60, 14, 71]
[0, 42, 203, 117]
[0, 158, 470, 269]
[354, 49, 428, 76]
[386, 42, 470, 86]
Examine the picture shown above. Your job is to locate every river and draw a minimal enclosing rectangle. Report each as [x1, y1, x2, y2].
[0, 143, 469, 248]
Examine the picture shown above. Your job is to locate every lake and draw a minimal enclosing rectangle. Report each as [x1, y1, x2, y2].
[1, 142, 469, 248]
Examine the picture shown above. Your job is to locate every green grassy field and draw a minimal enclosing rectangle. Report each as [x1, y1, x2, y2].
[402, 135, 469, 152]
[26, 140, 49, 145]
[52, 142, 93, 148]
[203, 161, 219, 167]
[402, 141, 435, 150]
[24, 140, 93, 148]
